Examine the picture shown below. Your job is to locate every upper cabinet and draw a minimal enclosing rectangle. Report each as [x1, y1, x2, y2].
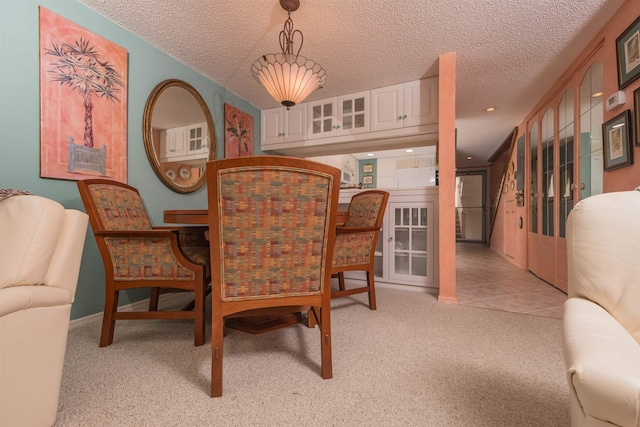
[261, 103, 307, 146]
[370, 78, 438, 132]
[260, 77, 439, 155]
[307, 91, 369, 139]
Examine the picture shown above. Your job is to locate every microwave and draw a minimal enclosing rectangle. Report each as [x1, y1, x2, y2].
[341, 164, 355, 184]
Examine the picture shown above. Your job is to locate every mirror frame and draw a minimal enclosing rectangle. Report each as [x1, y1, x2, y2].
[143, 79, 216, 193]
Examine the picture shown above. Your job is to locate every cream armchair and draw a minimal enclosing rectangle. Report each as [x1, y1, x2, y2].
[0, 193, 88, 427]
[563, 188, 640, 427]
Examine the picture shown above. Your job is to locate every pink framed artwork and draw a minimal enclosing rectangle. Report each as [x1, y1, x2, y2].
[39, 7, 128, 182]
[224, 104, 254, 158]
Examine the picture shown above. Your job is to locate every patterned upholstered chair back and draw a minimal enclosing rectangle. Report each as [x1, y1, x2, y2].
[206, 156, 341, 397]
[345, 191, 388, 228]
[211, 163, 337, 301]
[85, 183, 152, 231]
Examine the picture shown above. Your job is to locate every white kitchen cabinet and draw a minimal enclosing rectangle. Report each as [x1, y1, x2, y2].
[308, 91, 369, 139]
[370, 78, 438, 132]
[340, 187, 438, 288]
[160, 122, 209, 162]
[261, 104, 307, 148]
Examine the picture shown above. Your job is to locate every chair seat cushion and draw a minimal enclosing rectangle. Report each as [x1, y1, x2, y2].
[0, 286, 72, 317]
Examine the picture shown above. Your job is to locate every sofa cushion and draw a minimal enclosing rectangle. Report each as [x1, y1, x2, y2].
[0, 195, 65, 289]
[567, 189, 640, 344]
[0, 286, 72, 317]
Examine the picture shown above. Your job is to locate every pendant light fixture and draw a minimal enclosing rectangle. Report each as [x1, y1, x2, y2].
[251, 0, 326, 109]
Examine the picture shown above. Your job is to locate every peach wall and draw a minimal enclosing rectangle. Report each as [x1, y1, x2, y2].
[438, 52, 458, 304]
[492, 0, 640, 272]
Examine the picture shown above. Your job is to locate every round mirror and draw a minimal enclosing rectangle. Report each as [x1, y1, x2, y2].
[143, 79, 216, 193]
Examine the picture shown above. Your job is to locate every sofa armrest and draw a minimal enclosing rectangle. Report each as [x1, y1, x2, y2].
[563, 297, 640, 427]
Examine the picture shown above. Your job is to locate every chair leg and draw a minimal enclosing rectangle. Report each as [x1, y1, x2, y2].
[194, 282, 205, 347]
[100, 289, 118, 347]
[211, 314, 224, 397]
[338, 272, 346, 291]
[149, 287, 160, 311]
[319, 306, 333, 379]
[367, 269, 377, 310]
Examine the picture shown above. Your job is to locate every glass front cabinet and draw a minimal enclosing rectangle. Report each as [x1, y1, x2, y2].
[340, 187, 439, 288]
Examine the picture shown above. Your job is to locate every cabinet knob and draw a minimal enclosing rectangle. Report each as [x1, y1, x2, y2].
[398, 116, 403, 120]
[403, 115, 407, 119]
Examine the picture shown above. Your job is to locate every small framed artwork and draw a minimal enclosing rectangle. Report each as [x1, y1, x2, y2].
[362, 175, 374, 185]
[616, 16, 640, 89]
[634, 87, 640, 146]
[602, 110, 633, 171]
[363, 163, 374, 173]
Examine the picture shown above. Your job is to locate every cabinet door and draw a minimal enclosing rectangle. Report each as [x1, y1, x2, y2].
[308, 98, 339, 139]
[164, 126, 188, 158]
[339, 91, 369, 135]
[403, 78, 438, 127]
[370, 83, 403, 132]
[261, 107, 284, 147]
[283, 104, 307, 142]
[387, 202, 434, 285]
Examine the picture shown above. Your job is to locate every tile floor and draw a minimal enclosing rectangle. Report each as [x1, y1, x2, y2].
[456, 242, 566, 319]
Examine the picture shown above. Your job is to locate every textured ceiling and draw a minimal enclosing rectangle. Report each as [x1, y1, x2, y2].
[77, 0, 625, 167]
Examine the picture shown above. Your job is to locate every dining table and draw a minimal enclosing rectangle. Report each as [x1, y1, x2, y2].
[163, 208, 349, 334]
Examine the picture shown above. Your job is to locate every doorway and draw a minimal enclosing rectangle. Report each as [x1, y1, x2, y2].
[455, 171, 487, 243]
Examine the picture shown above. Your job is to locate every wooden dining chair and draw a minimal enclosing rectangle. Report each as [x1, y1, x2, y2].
[206, 156, 340, 397]
[77, 179, 210, 347]
[331, 190, 389, 310]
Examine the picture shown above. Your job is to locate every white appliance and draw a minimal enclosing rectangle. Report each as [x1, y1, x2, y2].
[396, 167, 437, 187]
[340, 162, 356, 184]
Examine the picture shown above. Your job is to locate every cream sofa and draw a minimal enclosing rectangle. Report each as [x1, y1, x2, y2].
[563, 188, 640, 427]
[0, 194, 88, 427]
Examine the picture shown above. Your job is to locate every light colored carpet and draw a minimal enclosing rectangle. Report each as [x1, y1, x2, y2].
[55, 286, 569, 426]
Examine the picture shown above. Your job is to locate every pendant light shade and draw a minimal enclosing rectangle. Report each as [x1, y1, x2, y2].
[252, 0, 326, 109]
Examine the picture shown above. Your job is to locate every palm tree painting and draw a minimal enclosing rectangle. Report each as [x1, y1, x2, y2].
[39, 7, 128, 182]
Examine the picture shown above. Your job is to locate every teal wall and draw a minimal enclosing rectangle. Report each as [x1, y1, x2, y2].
[0, 0, 262, 319]
[358, 159, 377, 188]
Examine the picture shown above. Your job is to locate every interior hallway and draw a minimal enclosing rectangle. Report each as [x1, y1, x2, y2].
[456, 242, 566, 319]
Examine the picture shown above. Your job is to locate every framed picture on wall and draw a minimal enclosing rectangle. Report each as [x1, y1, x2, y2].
[224, 104, 254, 158]
[602, 110, 633, 171]
[616, 16, 640, 89]
[39, 7, 128, 182]
[363, 163, 374, 173]
[362, 175, 374, 185]
[634, 87, 640, 146]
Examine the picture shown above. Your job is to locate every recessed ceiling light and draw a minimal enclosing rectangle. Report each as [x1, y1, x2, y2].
[405, 149, 414, 153]
[467, 156, 473, 160]
[485, 107, 496, 112]
[592, 91, 603, 98]
[367, 153, 374, 156]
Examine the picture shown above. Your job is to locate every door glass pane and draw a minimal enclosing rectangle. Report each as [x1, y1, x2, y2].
[420, 208, 427, 226]
[579, 62, 604, 199]
[355, 97, 365, 112]
[411, 208, 419, 225]
[558, 89, 574, 238]
[395, 228, 409, 251]
[411, 254, 427, 276]
[529, 122, 539, 233]
[354, 113, 365, 128]
[455, 173, 486, 241]
[342, 99, 352, 114]
[343, 115, 353, 130]
[323, 103, 332, 117]
[412, 229, 426, 251]
[395, 254, 410, 275]
[312, 105, 321, 119]
[323, 118, 332, 132]
[541, 108, 554, 237]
